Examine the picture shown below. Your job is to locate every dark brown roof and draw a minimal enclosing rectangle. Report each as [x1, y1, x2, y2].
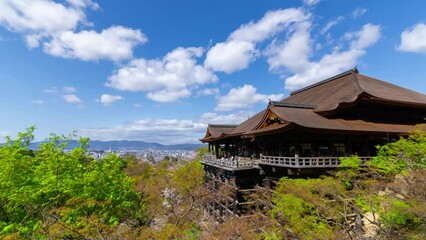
[230, 110, 265, 135]
[283, 69, 426, 114]
[200, 124, 237, 142]
[270, 105, 414, 134]
[201, 69, 426, 142]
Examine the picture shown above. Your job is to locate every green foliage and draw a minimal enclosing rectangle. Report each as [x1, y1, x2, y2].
[270, 193, 334, 240]
[196, 147, 208, 162]
[380, 198, 422, 232]
[337, 156, 362, 188]
[0, 128, 142, 238]
[369, 126, 426, 176]
[267, 177, 341, 239]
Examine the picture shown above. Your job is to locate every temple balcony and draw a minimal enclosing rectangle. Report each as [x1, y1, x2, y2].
[201, 152, 260, 170]
[260, 155, 373, 168]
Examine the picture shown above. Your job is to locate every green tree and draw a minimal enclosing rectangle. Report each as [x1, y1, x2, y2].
[0, 128, 144, 238]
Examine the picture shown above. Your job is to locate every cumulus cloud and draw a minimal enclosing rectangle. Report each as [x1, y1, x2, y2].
[215, 84, 284, 111]
[44, 26, 146, 61]
[347, 23, 381, 49]
[99, 94, 123, 106]
[0, 0, 146, 61]
[80, 110, 260, 144]
[197, 88, 220, 97]
[266, 23, 381, 90]
[62, 94, 82, 103]
[107, 47, 218, 102]
[200, 111, 253, 124]
[80, 119, 207, 144]
[398, 23, 426, 54]
[352, 7, 368, 18]
[204, 40, 256, 74]
[266, 21, 312, 73]
[204, 8, 309, 73]
[0, 0, 86, 47]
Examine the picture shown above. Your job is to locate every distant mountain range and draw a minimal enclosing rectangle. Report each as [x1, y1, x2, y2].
[29, 140, 204, 151]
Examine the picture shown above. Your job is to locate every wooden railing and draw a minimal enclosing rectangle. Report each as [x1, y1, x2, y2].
[260, 156, 373, 168]
[203, 153, 373, 169]
[201, 153, 260, 170]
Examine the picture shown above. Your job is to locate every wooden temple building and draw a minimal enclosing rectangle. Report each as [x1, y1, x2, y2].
[199, 68, 426, 219]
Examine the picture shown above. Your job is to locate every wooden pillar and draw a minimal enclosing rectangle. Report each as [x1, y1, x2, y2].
[225, 196, 229, 218]
[311, 140, 316, 156]
[212, 200, 217, 220]
[347, 140, 353, 156]
[294, 140, 300, 157]
[329, 139, 335, 156]
[364, 140, 370, 156]
[232, 190, 238, 215]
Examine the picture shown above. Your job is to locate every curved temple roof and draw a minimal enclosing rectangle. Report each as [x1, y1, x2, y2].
[284, 68, 426, 114]
[201, 69, 426, 142]
[200, 124, 237, 142]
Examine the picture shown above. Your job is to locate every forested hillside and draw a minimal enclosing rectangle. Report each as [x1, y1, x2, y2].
[0, 126, 425, 239]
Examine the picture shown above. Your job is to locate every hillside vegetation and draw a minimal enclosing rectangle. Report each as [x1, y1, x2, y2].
[0, 126, 425, 239]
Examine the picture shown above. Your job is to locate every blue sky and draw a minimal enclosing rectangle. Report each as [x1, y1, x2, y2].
[0, 0, 426, 144]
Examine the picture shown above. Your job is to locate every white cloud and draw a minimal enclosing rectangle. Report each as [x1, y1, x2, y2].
[2, 0, 84, 31]
[204, 8, 309, 73]
[66, 0, 99, 10]
[197, 88, 220, 97]
[0, 0, 146, 61]
[146, 89, 191, 103]
[266, 21, 312, 73]
[80, 111, 258, 144]
[107, 47, 218, 102]
[44, 26, 147, 61]
[398, 23, 426, 54]
[0, 0, 87, 47]
[204, 40, 256, 73]
[215, 84, 284, 111]
[200, 111, 253, 125]
[63, 86, 76, 93]
[133, 103, 141, 108]
[62, 94, 82, 104]
[347, 23, 381, 49]
[31, 99, 44, 104]
[80, 119, 207, 144]
[321, 16, 344, 34]
[99, 94, 123, 106]
[352, 7, 368, 18]
[303, 0, 320, 6]
[265, 22, 381, 90]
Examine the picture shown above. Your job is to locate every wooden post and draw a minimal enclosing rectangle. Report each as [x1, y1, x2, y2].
[225, 196, 229, 218]
[212, 200, 217, 220]
[233, 190, 238, 215]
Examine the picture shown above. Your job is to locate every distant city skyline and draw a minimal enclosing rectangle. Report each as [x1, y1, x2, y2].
[1, 0, 426, 144]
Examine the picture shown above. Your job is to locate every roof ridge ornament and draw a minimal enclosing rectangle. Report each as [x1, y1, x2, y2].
[208, 124, 238, 128]
[270, 101, 316, 109]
